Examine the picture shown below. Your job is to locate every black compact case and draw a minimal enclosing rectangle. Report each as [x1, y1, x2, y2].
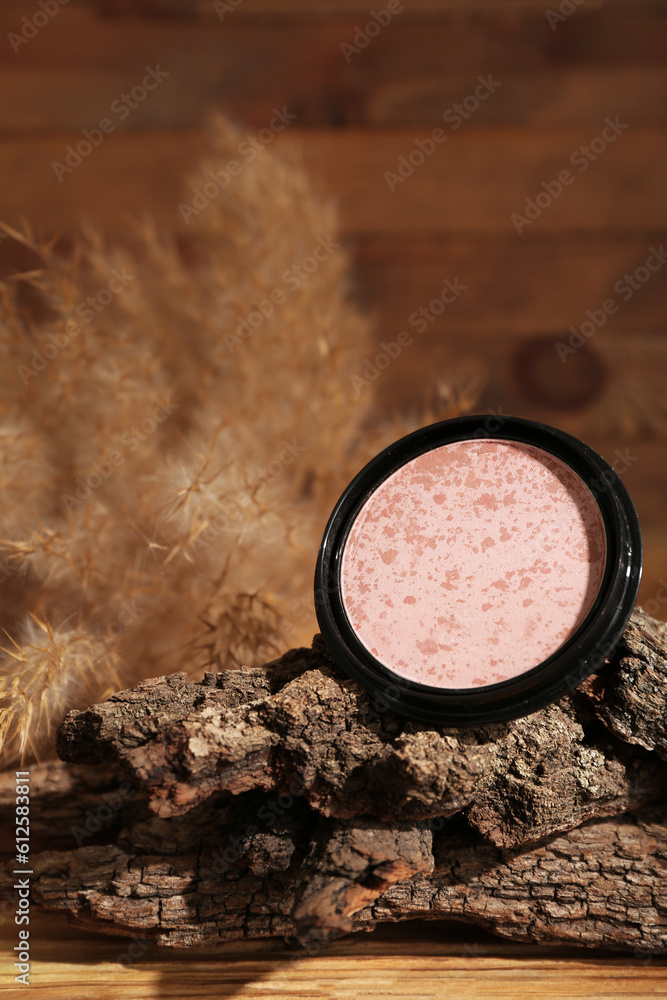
[314, 415, 642, 726]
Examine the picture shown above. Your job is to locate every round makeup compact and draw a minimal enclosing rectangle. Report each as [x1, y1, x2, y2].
[314, 415, 642, 725]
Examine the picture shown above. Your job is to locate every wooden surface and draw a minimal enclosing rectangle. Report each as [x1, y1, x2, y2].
[1, 1, 666, 993]
[1, 0, 666, 614]
[2, 911, 667, 999]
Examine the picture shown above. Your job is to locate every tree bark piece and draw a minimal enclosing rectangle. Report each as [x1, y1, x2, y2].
[18, 791, 667, 954]
[582, 611, 667, 758]
[56, 612, 667, 849]
[0, 761, 142, 845]
[6, 607, 667, 953]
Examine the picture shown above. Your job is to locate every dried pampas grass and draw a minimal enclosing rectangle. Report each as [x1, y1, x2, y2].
[0, 116, 474, 767]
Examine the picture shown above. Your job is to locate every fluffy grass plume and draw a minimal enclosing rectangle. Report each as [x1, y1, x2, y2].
[0, 116, 475, 767]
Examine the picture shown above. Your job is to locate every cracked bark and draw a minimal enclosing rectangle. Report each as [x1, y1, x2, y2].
[6, 608, 667, 952]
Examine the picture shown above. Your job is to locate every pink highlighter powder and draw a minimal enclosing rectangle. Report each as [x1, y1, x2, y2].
[340, 439, 606, 689]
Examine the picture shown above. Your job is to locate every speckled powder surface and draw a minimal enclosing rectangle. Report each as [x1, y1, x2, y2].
[340, 439, 606, 688]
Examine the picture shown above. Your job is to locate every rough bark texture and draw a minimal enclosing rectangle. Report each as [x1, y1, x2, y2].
[0, 761, 143, 842]
[5, 608, 667, 953]
[15, 772, 667, 954]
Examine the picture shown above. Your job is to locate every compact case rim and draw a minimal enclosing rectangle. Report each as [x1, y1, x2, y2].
[314, 415, 642, 725]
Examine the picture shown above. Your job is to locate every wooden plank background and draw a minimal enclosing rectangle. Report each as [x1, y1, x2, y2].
[1, 0, 660, 605]
[0, 2, 666, 992]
